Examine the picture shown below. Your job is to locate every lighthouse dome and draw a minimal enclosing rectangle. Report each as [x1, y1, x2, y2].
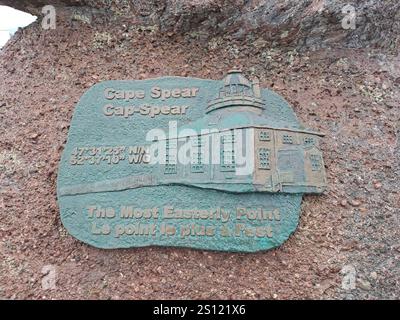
[222, 69, 253, 91]
[206, 70, 265, 114]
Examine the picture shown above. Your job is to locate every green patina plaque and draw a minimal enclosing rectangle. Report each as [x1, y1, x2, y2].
[57, 70, 327, 252]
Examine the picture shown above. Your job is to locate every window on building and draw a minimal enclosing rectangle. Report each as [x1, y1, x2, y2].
[304, 136, 315, 146]
[258, 148, 270, 170]
[283, 134, 293, 144]
[220, 131, 236, 172]
[164, 139, 177, 174]
[231, 84, 237, 95]
[259, 130, 271, 141]
[191, 135, 204, 173]
[310, 154, 321, 171]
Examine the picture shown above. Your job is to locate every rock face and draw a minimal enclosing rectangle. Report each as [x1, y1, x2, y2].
[1, 0, 399, 51]
[0, 0, 399, 300]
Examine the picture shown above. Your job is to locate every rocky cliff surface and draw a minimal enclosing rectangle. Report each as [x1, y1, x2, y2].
[1, 0, 399, 51]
